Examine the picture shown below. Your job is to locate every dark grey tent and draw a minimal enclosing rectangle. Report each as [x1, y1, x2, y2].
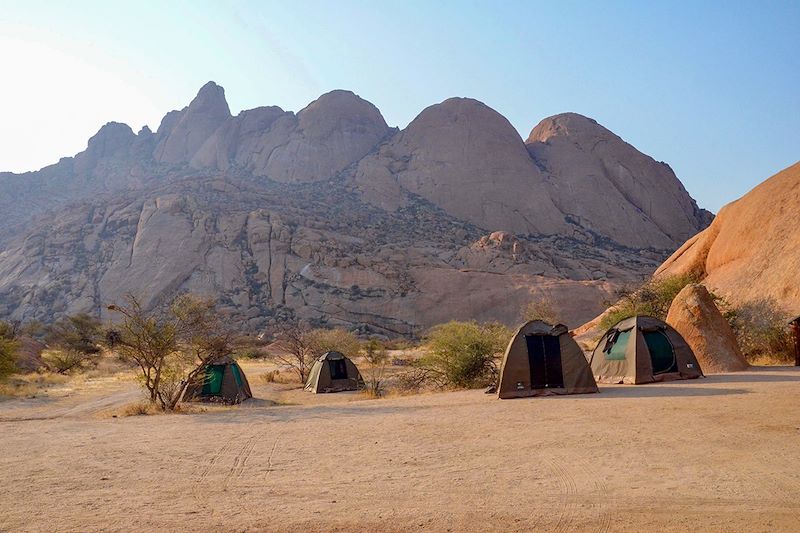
[183, 355, 253, 404]
[305, 351, 364, 393]
[497, 320, 598, 398]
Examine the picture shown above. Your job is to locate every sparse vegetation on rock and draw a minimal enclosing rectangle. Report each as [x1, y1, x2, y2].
[599, 273, 701, 330]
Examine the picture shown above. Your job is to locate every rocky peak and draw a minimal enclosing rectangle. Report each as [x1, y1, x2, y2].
[526, 112, 605, 144]
[188, 81, 231, 118]
[73, 122, 135, 174]
[85, 122, 135, 155]
[297, 89, 388, 140]
[153, 81, 232, 164]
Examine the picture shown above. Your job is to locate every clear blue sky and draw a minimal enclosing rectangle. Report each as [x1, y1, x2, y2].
[1, 0, 798, 212]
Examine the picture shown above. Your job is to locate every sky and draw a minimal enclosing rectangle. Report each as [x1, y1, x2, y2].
[0, 1, 798, 212]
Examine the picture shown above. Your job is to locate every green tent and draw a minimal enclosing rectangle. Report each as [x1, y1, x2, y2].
[182, 355, 253, 404]
[590, 316, 704, 384]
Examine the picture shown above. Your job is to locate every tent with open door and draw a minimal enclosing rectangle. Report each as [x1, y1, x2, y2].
[305, 351, 364, 393]
[182, 355, 253, 404]
[590, 315, 704, 384]
[497, 320, 598, 398]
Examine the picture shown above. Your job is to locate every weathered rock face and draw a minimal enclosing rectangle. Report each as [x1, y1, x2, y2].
[527, 113, 713, 249]
[0, 82, 712, 334]
[656, 162, 800, 316]
[0, 176, 639, 333]
[666, 284, 748, 373]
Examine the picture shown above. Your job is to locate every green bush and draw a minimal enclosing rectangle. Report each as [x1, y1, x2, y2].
[0, 321, 19, 380]
[0, 337, 19, 380]
[418, 321, 510, 389]
[599, 273, 700, 330]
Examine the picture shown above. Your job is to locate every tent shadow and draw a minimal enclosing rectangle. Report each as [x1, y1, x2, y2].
[703, 369, 800, 383]
[199, 402, 423, 424]
[595, 385, 749, 398]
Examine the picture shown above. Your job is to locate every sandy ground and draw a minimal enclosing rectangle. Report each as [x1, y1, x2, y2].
[1, 366, 800, 532]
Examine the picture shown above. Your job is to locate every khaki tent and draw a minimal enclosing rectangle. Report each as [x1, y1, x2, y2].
[497, 320, 598, 398]
[590, 316, 704, 384]
[183, 355, 253, 404]
[305, 351, 364, 393]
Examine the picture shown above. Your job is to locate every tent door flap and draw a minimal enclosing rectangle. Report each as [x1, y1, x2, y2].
[525, 334, 564, 389]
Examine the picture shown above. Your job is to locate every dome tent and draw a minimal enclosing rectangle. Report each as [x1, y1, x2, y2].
[497, 320, 598, 398]
[305, 351, 364, 393]
[590, 315, 704, 384]
[182, 355, 253, 404]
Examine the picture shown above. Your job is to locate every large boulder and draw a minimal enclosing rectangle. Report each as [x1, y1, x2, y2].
[666, 284, 748, 373]
[656, 161, 800, 317]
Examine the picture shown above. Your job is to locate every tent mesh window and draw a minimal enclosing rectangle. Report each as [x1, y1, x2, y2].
[525, 334, 564, 389]
[643, 330, 678, 374]
[202, 365, 225, 395]
[604, 330, 629, 360]
[329, 359, 349, 380]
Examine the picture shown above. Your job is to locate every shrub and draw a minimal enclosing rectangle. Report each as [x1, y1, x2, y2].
[726, 298, 794, 364]
[418, 321, 510, 389]
[362, 339, 389, 396]
[0, 322, 19, 380]
[599, 273, 700, 330]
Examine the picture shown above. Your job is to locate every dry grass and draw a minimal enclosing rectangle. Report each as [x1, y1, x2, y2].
[747, 353, 796, 366]
[0, 372, 72, 398]
[119, 401, 160, 416]
[358, 388, 381, 400]
[116, 400, 210, 417]
[258, 369, 301, 384]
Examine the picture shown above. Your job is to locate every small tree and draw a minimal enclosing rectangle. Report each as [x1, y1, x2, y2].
[362, 339, 389, 396]
[42, 313, 102, 374]
[271, 321, 317, 383]
[419, 321, 510, 389]
[107, 295, 180, 409]
[106, 294, 231, 410]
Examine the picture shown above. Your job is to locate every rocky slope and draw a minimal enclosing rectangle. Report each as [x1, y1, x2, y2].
[0, 82, 711, 334]
[656, 161, 800, 317]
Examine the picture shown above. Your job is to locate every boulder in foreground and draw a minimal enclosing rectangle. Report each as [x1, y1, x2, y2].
[666, 284, 748, 373]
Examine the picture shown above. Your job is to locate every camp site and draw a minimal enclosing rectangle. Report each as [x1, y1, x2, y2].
[2, 2, 800, 531]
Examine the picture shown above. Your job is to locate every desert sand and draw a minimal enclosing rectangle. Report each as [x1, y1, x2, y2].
[2, 365, 800, 532]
